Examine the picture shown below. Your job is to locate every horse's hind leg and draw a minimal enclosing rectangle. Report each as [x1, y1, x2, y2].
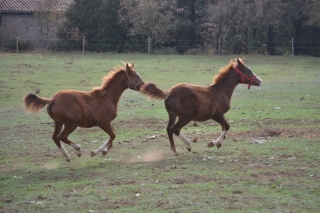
[208, 115, 230, 149]
[169, 116, 192, 155]
[91, 123, 115, 157]
[57, 124, 82, 161]
[52, 121, 71, 162]
[167, 113, 178, 156]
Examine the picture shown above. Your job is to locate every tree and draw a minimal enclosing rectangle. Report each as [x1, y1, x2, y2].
[175, 0, 211, 53]
[57, 0, 127, 51]
[286, 0, 320, 56]
[207, 0, 291, 55]
[120, 0, 177, 46]
[308, 0, 320, 27]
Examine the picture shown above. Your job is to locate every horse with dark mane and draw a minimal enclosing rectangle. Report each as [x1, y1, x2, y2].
[141, 58, 262, 156]
[24, 63, 144, 162]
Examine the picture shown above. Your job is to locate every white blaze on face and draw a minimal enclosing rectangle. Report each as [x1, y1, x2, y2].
[248, 66, 263, 86]
[256, 75, 263, 86]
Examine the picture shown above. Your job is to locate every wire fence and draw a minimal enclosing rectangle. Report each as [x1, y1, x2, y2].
[1, 37, 320, 56]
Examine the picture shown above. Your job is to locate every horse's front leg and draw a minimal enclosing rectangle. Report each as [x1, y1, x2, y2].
[207, 130, 227, 149]
[90, 139, 109, 157]
[91, 124, 115, 157]
[102, 140, 113, 156]
[70, 143, 82, 157]
[178, 133, 192, 152]
[208, 116, 230, 149]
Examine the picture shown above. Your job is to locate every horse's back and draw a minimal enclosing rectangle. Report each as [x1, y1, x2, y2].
[49, 90, 116, 127]
[167, 84, 220, 121]
[51, 90, 92, 108]
[169, 84, 216, 101]
[49, 90, 93, 123]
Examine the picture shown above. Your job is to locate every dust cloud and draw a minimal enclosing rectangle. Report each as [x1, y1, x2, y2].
[126, 150, 165, 163]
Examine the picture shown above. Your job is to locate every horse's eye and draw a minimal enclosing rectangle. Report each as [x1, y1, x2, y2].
[136, 75, 140, 78]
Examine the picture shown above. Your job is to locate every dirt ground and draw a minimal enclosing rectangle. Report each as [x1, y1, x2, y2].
[2, 117, 319, 145]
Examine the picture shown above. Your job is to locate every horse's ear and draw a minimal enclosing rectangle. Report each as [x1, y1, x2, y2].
[126, 63, 130, 71]
[132, 63, 134, 68]
[237, 58, 244, 68]
[242, 58, 245, 63]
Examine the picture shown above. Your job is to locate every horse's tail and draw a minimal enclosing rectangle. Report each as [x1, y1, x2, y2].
[23, 93, 52, 114]
[140, 83, 168, 100]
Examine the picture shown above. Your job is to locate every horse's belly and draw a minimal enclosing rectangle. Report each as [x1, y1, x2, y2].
[78, 118, 98, 128]
[192, 112, 213, 122]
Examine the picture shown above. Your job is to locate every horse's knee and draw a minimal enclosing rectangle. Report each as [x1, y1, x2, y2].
[52, 135, 58, 141]
[52, 135, 62, 148]
[169, 126, 180, 136]
[107, 132, 115, 140]
[57, 135, 66, 141]
[225, 123, 230, 131]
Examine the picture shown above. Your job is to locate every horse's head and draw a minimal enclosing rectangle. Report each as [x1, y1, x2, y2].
[234, 58, 262, 89]
[125, 63, 145, 91]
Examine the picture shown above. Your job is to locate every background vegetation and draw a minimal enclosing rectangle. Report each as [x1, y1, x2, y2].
[55, 0, 320, 56]
[0, 53, 319, 212]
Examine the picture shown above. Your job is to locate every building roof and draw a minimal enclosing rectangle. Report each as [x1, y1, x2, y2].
[0, 0, 73, 13]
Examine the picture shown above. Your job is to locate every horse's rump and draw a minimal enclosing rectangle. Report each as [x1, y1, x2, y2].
[24, 93, 52, 114]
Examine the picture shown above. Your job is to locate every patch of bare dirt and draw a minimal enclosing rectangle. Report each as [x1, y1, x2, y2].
[229, 127, 319, 139]
[1, 117, 318, 150]
[111, 118, 320, 139]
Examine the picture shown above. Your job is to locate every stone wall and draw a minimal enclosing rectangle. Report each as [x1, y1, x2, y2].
[0, 12, 64, 49]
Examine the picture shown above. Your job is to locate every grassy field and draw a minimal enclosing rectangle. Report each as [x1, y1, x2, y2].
[0, 53, 319, 212]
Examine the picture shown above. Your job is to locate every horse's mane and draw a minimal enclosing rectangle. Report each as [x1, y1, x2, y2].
[212, 58, 243, 85]
[93, 63, 134, 95]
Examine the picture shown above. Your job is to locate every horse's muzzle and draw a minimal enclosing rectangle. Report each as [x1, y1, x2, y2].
[255, 76, 263, 87]
[135, 81, 145, 91]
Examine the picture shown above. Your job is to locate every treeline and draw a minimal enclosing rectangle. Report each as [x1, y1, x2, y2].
[56, 0, 320, 56]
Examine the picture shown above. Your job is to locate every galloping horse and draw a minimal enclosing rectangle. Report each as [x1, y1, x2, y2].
[141, 58, 262, 156]
[24, 63, 144, 162]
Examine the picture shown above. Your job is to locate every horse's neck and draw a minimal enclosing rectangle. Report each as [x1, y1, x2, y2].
[103, 79, 128, 105]
[212, 72, 238, 99]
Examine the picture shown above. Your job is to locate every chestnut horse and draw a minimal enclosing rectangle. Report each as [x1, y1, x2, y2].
[141, 58, 262, 156]
[24, 63, 144, 162]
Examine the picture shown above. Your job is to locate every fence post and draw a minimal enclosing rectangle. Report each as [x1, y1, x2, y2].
[218, 36, 221, 55]
[16, 37, 19, 53]
[292, 38, 294, 56]
[148, 35, 151, 55]
[82, 36, 85, 54]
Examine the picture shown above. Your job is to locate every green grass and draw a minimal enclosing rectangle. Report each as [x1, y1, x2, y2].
[0, 53, 319, 212]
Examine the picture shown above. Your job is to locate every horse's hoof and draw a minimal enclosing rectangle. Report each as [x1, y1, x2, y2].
[90, 151, 96, 157]
[102, 151, 108, 156]
[207, 142, 214, 148]
[216, 143, 222, 149]
[186, 147, 191, 152]
[76, 153, 81, 158]
[173, 152, 179, 156]
[65, 158, 71, 162]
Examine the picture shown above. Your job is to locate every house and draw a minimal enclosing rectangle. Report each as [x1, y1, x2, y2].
[0, 0, 73, 50]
